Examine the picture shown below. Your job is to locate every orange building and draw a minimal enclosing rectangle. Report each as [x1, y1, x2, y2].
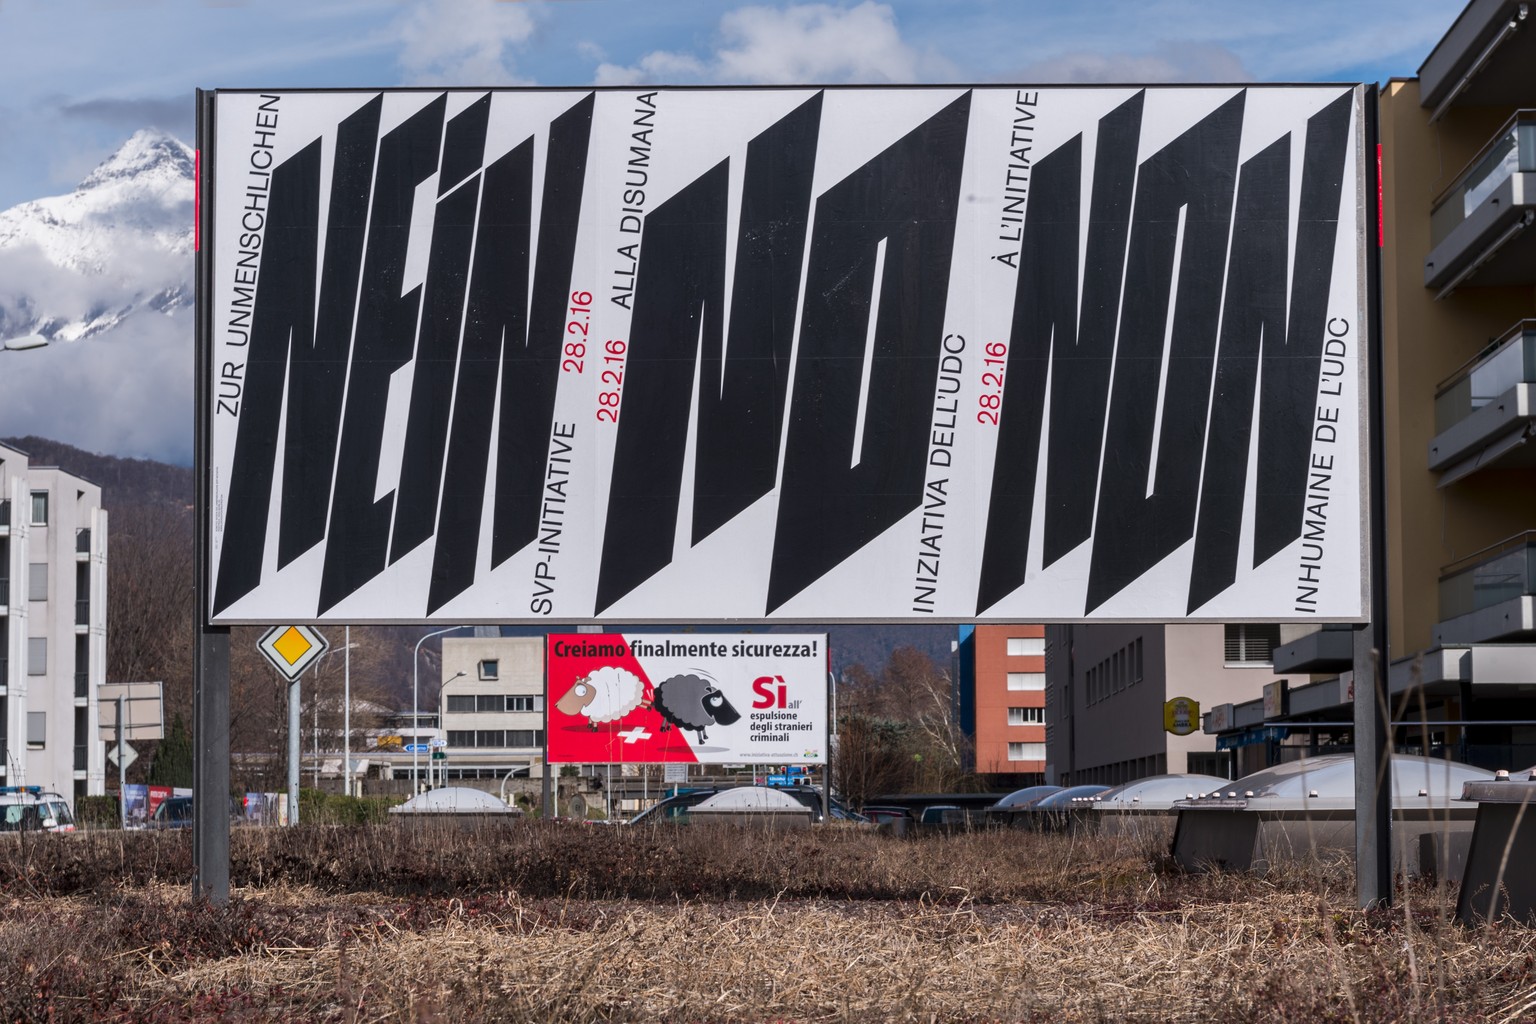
[958, 625, 1047, 783]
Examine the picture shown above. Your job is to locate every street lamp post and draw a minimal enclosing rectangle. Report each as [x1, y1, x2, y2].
[414, 626, 472, 790]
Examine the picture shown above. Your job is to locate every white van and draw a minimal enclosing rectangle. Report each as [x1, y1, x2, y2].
[0, 786, 76, 832]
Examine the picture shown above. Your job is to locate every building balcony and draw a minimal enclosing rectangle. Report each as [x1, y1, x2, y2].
[1430, 321, 1536, 483]
[75, 528, 90, 560]
[1419, 0, 1534, 116]
[1436, 532, 1536, 644]
[1424, 112, 1536, 295]
[1271, 624, 1355, 674]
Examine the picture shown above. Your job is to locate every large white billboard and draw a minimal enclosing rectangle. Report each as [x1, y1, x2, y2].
[545, 633, 827, 766]
[202, 85, 1369, 623]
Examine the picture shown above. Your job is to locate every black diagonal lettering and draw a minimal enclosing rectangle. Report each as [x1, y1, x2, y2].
[390, 176, 478, 562]
[1254, 91, 1352, 566]
[278, 96, 380, 570]
[487, 93, 594, 573]
[693, 92, 821, 543]
[1187, 136, 1290, 612]
[391, 97, 489, 563]
[212, 139, 320, 615]
[439, 93, 491, 196]
[1041, 92, 1143, 566]
[594, 161, 728, 612]
[767, 92, 971, 614]
[1086, 92, 1244, 612]
[428, 143, 531, 610]
[318, 95, 445, 613]
[974, 134, 1080, 615]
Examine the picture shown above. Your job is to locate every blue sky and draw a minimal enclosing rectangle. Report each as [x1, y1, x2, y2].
[0, 0, 1457, 209]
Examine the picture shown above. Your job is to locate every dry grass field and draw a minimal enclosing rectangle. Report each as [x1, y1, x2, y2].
[1, 822, 1533, 1022]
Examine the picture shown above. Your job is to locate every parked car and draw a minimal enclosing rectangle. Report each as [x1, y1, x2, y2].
[918, 804, 963, 825]
[859, 804, 915, 826]
[627, 786, 866, 825]
[0, 786, 76, 832]
[150, 796, 195, 829]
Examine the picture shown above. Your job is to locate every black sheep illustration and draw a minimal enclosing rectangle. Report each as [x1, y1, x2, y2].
[653, 673, 741, 743]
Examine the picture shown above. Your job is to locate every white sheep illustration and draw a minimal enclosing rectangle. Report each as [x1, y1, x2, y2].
[554, 666, 650, 727]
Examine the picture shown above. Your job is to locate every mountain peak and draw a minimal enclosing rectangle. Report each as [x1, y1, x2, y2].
[78, 128, 195, 191]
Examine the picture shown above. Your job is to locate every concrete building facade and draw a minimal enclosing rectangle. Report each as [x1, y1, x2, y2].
[1046, 624, 1311, 785]
[436, 636, 546, 780]
[0, 443, 109, 800]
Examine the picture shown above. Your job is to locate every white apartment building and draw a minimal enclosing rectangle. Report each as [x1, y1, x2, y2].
[0, 443, 109, 800]
[435, 636, 546, 782]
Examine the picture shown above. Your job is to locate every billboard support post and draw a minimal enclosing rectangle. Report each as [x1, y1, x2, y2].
[192, 87, 230, 905]
[192, 626, 229, 903]
[1356, 83, 1392, 909]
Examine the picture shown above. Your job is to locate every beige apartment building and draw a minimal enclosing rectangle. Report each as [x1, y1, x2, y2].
[0, 442, 109, 800]
[1212, 0, 1536, 769]
[435, 635, 547, 782]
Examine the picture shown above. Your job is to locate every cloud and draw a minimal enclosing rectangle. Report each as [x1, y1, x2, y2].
[393, 0, 538, 85]
[595, 1, 953, 85]
[61, 97, 193, 137]
[1012, 42, 1253, 84]
[0, 307, 193, 465]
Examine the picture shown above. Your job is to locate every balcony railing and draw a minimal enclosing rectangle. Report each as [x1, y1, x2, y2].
[73, 743, 87, 771]
[1434, 321, 1536, 432]
[1431, 112, 1536, 248]
[74, 667, 88, 699]
[75, 598, 89, 627]
[0, 576, 8, 607]
[1439, 532, 1536, 621]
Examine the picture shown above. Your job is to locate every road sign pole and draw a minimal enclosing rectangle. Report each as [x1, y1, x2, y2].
[117, 695, 125, 830]
[288, 679, 300, 826]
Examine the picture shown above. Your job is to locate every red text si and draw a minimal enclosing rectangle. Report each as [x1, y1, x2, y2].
[751, 675, 789, 709]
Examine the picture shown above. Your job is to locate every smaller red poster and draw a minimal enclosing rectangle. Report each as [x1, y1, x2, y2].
[546, 633, 828, 765]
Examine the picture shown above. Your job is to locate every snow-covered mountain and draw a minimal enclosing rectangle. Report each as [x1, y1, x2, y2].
[0, 129, 194, 342]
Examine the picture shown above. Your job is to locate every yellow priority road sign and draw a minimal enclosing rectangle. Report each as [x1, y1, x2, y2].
[258, 625, 330, 681]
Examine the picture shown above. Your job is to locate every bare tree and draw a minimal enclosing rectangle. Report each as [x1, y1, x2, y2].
[832, 647, 976, 800]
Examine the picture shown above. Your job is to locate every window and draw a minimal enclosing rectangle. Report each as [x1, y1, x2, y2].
[27, 637, 46, 675]
[478, 659, 499, 680]
[445, 695, 476, 714]
[74, 634, 89, 698]
[446, 730, 475, 748]
[475, 730, 505, 747]
[28, 564, 47, 602]
[1007, 741, 1045, 761]
[1006, 636, 1044, 656]
[476, 695, 501, 713]
[507, 729, 543, 747]
[1007, 706, 1044, 725]
[1006, 671, 1044, 691]
[1224, 624, 1280, 666]
[27, 711, 45, 748]
[1132, 637, 1143, 682]
[506, 695, 536, 712]
[30, 491, 47, 526]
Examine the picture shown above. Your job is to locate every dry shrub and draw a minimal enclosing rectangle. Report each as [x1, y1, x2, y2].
[0, 825, 1531, 1022]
